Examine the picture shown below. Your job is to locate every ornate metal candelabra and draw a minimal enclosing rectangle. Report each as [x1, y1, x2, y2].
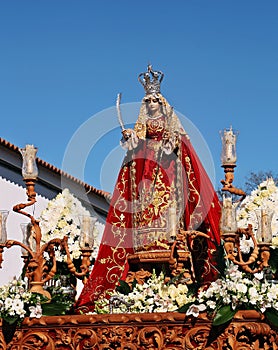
[220, 128, 273, 274]
[0, 145, 96, 299]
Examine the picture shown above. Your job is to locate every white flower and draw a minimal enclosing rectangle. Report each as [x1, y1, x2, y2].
[227, 264, 242, 280]
[236, 283, 248, 294]
[272, 236, 278, 247]
[168, 284, 179, 299]
[39, 189, 103, 262]
[248, 286, 258, 300]
[0, 278, 42, 322]
[176, 294, 190, 307]
[254, 272, 264, 280]
[177, 284, 188, 294]
[237, 178, 278, 240]
[190, 262, 278, 321]
[29, 304, 42, 318]
[97, 270, 196, 314]
[206, 300, 217, 310]
[240, 237, 254, 254]
[186, 304, 206, 317]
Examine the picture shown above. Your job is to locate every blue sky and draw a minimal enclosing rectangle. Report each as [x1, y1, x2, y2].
[0, 1, 277, 193]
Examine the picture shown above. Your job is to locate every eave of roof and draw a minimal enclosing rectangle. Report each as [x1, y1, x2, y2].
[0, 137, 111, 201]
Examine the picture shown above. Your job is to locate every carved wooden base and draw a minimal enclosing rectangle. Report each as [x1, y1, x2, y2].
[1, 310, 278, 349]
[127, 250, 194, 285]
[127, 250, 191, 265]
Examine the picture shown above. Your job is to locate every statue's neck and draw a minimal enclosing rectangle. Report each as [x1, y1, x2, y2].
[148, 113, 163, 119]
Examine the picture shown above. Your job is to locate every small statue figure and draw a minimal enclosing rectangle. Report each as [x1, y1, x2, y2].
[54, 275, 76, 301]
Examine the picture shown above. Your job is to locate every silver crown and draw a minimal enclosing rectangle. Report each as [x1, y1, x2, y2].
[138, 64, 164, 95]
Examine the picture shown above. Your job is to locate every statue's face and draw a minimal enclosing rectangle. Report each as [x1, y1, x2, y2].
[145, 95, 161, 116]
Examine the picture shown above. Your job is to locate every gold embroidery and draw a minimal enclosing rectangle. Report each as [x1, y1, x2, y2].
[99, 166, 129, 281]
[132, 166, 174, 250]
[134, 122, 146, 139]
[147, 139, 163, 152]
[146, 117, 165, 135]
[175, 140, 184, 229]
[184, 155, 203, 229]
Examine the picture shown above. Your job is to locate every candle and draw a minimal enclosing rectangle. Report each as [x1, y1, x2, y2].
[168, 206, 177, 240]
[27, 159, 33, 174]
[83, 216, 91, 245]
[20, 144, 38, 180]
[221, 196, 238, 234]
[256, 209, 273, 243]
[220, 127, 238, 165]
[0, 211, 9, 244]
[79, 216, 97, 248]
[21, 223, 36, 253]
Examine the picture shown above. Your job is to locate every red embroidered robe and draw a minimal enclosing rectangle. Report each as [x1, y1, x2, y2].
[75, 115, 221, 313]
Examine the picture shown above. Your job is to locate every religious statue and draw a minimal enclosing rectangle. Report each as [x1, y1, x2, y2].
[75, 65, 221, 313]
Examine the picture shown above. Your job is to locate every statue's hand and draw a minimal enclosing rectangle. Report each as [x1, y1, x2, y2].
[162, 131, 175, 155]
[122, 128, 134, 140]
[120, 129, 139, 151]
[162, 130, 171, 141]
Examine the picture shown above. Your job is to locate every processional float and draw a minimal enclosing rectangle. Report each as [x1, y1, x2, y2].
[0, 68, 274, 304]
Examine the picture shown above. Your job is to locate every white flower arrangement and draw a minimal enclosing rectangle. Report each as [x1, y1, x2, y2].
[186, 264, 278, 326]
[39, 188, 102, 262]
[0, 278, 42, 325]
[237, 178, 278, 251]
[95, 270, 196, 314]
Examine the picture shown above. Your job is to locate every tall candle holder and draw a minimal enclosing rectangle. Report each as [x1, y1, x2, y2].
[0, 145, 96, 299]
[220, 129, 272, 274]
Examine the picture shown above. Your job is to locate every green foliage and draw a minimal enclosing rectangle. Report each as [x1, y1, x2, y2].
[41, 300, 72, 316]
[44, 284, 75, 315]
[212, 305, 237, 326]
[265, 308, 278, 328]
[214, 241, 227, 278]
[269, 248, 278, 275]
[116, 280, 132, 295]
